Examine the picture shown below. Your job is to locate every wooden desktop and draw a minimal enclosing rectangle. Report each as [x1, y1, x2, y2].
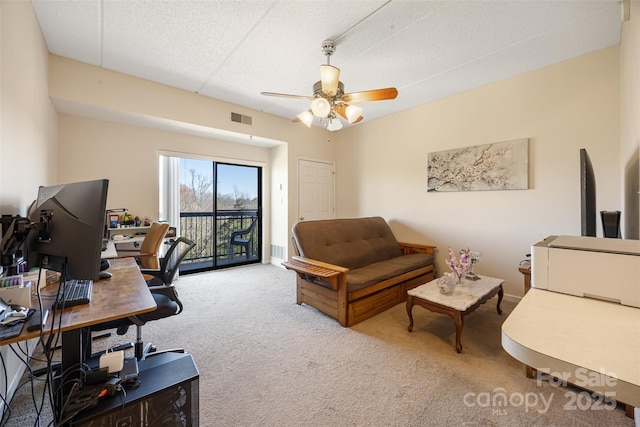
[5, 258, 155, 344]
[2, 257, 156, 421]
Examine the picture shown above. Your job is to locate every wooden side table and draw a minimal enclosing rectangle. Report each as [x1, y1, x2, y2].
[517, 261, 536, 378]
[518, 261, 531, 294]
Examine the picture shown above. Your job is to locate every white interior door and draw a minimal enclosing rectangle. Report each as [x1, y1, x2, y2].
[298, 159, 335, 221]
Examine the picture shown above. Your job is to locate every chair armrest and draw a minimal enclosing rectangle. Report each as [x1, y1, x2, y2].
[117, 252, 157, 259]
[139, 268, 161, 278]
[149, 285, 183, 314]
[397, 242, 436, 255]
[282, 256, 348, 291]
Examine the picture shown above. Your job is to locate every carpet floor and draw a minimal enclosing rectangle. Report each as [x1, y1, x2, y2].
[3, 263, 634, 426]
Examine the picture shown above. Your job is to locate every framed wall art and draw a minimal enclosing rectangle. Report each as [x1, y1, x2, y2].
[427, 138, 529, 192]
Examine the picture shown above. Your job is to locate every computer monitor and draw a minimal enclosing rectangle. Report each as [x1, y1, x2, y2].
[26, 179, 109, 281]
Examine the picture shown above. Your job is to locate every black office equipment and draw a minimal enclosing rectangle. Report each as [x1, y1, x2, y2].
[26, 179, 109, 281]
[90, 237, 195, 360]
[601, 210, 622, 238]
[52, 279, 93, 310]
[70, 352, 199, 426]
[26, 308, 49, 331]
[580, 148, 597, 237]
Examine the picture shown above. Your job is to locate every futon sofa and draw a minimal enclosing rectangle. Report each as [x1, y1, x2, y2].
[283, 216, 436, 326]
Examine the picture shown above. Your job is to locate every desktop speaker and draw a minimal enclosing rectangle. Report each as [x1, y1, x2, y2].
[600, 210, 621, 238]
[70, 352, 199, 426]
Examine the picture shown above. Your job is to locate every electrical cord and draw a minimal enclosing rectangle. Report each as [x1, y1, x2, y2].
[0, 350, 12, 425]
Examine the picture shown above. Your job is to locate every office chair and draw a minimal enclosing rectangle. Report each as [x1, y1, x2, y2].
[228, 218, 257, 260]
[116, 222, 169, 269]
[91, 237, 196, 360]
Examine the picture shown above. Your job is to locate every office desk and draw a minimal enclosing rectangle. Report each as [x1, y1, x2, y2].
[2, 259, 156, 401]
[502, 288, 640, 414]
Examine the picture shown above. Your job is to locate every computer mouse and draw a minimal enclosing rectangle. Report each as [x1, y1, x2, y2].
[99, 271, 113, 280]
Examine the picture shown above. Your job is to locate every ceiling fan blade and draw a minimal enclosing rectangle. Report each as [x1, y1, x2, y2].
[261, 91, 314, 100]
[342, 87, 398, 103]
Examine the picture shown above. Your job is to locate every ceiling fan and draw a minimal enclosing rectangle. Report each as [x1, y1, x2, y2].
[261, 40, 398, 131]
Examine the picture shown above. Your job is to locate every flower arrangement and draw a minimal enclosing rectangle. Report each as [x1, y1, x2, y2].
[445, 248, 473, 284]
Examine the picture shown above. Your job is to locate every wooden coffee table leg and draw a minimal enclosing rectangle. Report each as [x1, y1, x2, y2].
[496, 285, 504, 315]
[453, 311, 463, 353]
[406, 295, 415, 332]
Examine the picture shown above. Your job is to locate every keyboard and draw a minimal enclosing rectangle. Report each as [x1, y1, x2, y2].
[52, 279, 93, 310]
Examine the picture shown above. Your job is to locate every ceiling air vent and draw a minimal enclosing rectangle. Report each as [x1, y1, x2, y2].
[231, 112, 252, 125]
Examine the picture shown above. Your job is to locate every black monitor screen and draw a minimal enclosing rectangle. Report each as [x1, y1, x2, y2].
[26, 179, 109, 281]
[580, 149, 596, 237]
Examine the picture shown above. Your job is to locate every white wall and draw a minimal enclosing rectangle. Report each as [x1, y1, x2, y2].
[334, 47, 620, 299]
[270, 143, 289, 264]
[0, 0, 57, 413]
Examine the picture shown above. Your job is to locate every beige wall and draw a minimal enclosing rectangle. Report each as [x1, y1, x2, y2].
[620, 1, 640, 239]
[49, 55, 337, 263]
[0, 0, 57, 214]
[0, 0, 57, 409]
[57, 114, 272, 220]
[334, 47, 620, 298]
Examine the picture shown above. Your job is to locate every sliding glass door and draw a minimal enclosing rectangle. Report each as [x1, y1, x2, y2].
[178, 158, 261, 272]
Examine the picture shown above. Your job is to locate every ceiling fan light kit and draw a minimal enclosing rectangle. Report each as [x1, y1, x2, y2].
[326, 117, 343, 131]
[261, 39, 398, 132]
[297, 110, 314, 128]
[320, 64, 340, 96]
[311, 98, 331, 117]
[346, 104, 363, 123]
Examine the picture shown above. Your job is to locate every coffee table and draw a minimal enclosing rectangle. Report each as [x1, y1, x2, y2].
[406, 275, 504, 353]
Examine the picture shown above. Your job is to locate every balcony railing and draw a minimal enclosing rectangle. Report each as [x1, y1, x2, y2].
[178, 210, 259, 270]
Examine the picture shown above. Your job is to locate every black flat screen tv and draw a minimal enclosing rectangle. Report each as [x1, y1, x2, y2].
[26, 179, 109, 281]
[580, 148, 596, 237]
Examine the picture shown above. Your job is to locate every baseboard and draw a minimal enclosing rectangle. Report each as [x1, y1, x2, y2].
[503, 293, 522, 304]
[270, 258, 286, 268]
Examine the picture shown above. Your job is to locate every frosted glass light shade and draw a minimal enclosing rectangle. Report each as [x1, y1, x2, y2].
[297, 110, 313, 128]
[320, 65, 340, 96]
[311, 98, 331, 117]
[326, 118, 343, 131]
[345, 105, 363, 123]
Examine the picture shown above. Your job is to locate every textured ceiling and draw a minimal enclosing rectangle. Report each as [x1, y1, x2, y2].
[32, 0, 622, 134]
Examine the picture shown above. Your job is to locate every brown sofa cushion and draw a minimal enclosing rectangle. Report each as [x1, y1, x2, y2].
[346, 253, 434, 293]
[292, 216, 403, 269]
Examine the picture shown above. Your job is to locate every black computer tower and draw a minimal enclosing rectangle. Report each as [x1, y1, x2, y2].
[70, 352, 199, 426]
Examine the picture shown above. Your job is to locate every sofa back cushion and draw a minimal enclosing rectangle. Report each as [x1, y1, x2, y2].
[291, 216, 402, 269]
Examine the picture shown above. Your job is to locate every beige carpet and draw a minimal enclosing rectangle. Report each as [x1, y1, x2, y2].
[5, 264, 634, 426]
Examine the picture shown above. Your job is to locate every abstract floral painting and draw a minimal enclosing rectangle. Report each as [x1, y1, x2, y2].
[427, 139, 529, 192]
